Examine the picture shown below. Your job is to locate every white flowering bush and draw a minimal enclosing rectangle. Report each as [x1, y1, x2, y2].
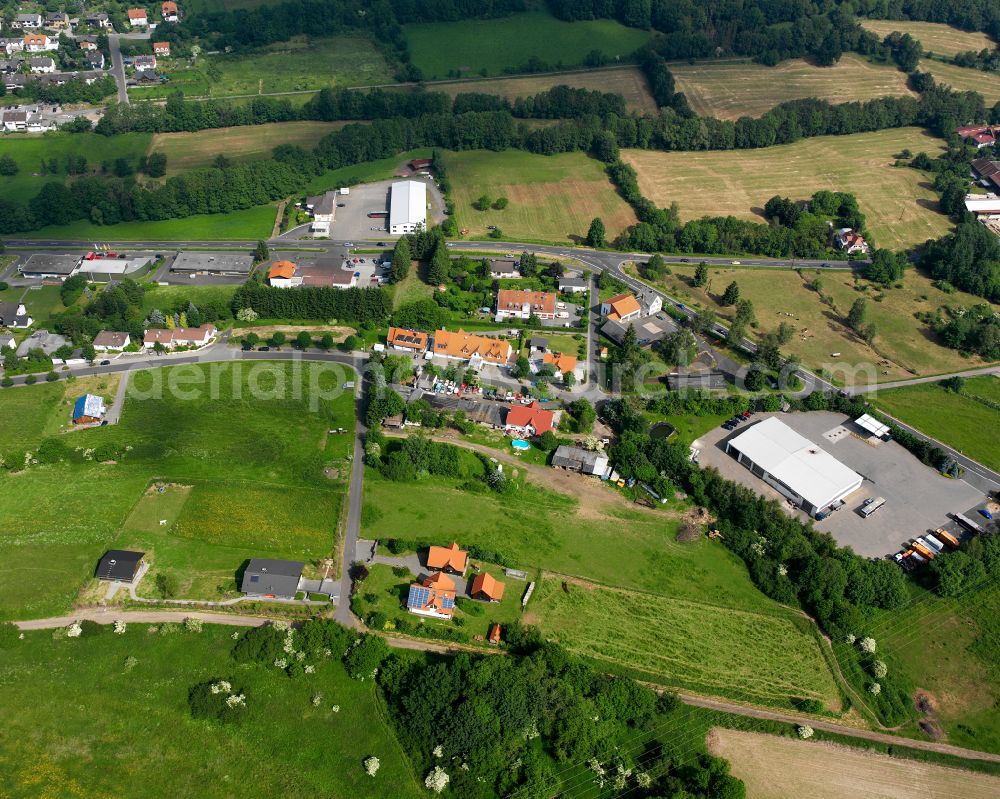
[66, 621, 82, 638]
[859, 636, 877, 654]
[189, 678, 247, 722]
[236, 307, 259, 322]
[522, 721, 540, 741]
[432, 745, 443, 758]
[844, 633, 857, 645]
[425, 766, 450, 793]
[274, 658, 288, 670]
[797, 725, 814, 739]
[777, 563, 788, 576]
[184, 617, 203, 633]
[113, 620, 127, 635]
[331, 704, 340, 713]
[872, 660, 888, 679]
[311, 693, 323, 707]
[636, 772, 652, 788]
[364, 756, 380, 777]
[304, 664, 315, 674]
[231, 631, 240, 640]
[124, 655, 139, 672]
[869, 682, 882, 695]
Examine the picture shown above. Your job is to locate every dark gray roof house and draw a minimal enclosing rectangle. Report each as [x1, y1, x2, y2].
[489, 258, 519, 277]
[96, 550, 145, 582]
[666, 371, 728, 391]
[241, 559, 304, 599]
[552, 445, 609, 475]
[529, 336, 548, 352]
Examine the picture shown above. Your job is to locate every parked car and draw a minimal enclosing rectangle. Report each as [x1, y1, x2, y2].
[258, 346, 270, 352]
[99, 359, 111, 366]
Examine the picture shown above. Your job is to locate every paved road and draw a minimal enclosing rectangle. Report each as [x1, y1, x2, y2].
[851, 364, 1000, 393]
[107, 34, 128, 104]
[334, 376, 365, 629]
[103, 368, 131, 425]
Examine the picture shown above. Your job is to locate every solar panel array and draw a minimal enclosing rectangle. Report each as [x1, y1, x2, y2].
[440, 596, 455, 609]
[408, 585, 430, 608]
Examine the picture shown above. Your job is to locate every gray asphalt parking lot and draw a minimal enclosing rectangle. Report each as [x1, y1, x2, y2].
[695, 410, 986, 558]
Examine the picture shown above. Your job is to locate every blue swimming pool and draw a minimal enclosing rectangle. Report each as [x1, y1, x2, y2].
[511, 439, 530, 450]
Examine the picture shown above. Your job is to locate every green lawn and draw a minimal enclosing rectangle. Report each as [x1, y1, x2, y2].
[10, 204, 277, 241]
[0, 626, 421, 798]
[531, 577, 841, 710]
[129, 63, 212, 100]
[875, 376, 1000, 471]
[441, 149, 637, 244]
[139, 283, 240, 318]
[390, 269, 433, 309]
[0, 363, 356, 619]
[404, 11, 656, 79]
[0, 132, 151, 201]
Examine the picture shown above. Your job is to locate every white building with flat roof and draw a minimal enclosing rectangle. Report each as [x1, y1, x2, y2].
[389, 180, 426, 235]
[725, 416, 863, 517]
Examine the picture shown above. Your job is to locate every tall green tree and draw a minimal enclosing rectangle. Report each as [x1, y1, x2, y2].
[847, 298, 867, 331]
[254, 240, 269, 263]
[390, 237, 411, 283]
[586, 217, 606, 248]
[693, 261, 709, 287]
[721, 281, 740, 306]
[425, 240, 449, 286]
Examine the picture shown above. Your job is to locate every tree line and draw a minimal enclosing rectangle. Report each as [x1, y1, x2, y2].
[230, 283, 392, 326]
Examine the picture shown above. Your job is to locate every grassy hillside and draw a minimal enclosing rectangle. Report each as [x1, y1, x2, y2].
[0, 363, 355, 619]
[622, 127, 951, 251]
[405, 11, 655, 79]
[628, 263, 999, 381]
[919, 59, 1000, 104]
[0, 626, 421, 798]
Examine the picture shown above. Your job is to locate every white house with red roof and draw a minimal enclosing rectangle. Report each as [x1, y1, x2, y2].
[504, 401, 555, 437]
[834, 228, 870, 255]
[142, 323, 216, 350]
[127, 8, 149, 26]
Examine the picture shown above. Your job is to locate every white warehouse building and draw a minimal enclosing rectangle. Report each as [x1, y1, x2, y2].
[725, 416, 863, 517]
[389, 180, 427, 235]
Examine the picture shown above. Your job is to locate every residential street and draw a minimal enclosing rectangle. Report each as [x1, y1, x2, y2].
[107, 34, 128, 104]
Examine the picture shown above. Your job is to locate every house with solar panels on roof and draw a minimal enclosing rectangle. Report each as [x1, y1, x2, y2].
[387, 326, 429, 354]
[72, 394, 107, 424]
[406, 572, 457, 619]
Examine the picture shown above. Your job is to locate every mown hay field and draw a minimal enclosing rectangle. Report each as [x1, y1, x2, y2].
[860, 19, 995, 57]
[530, 577, 841, 709]
[671, 54, 915, 120]
[150, 121, 350, 175]
[919, 58, 1000, 105]
[434, 66, 657, 114]
[621, 127, 951, 251]
[707, 727, 1000, 799]
[441, 149, 637, 243]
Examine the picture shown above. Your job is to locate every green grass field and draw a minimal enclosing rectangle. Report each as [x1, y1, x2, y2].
[0, 626, 421, 798]
[628, 264, 999, 381]
[140, 283, 240, 318]
[441, 149, 637, 244]
[0, 132, 151, 201]
[404, 11, 655, 80]
[0, 363, 356, 618]
[11, 204, 277, 241]
[150, 121, 350, 176]
[875, 376, 1000, 471]
[670, 54, 915, 120]
[861, 19, 995, 57]
[530, 577, 841, 709]
[622, 127, 951, 251]
[210, 35, 391, 96]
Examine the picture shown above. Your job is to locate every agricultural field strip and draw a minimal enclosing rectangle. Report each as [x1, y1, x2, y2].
[531, 578, 838, 704]
[859, 19, 996, 57]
